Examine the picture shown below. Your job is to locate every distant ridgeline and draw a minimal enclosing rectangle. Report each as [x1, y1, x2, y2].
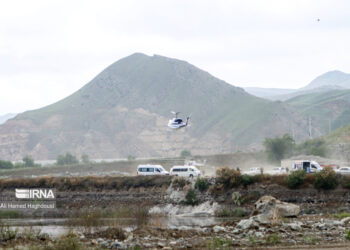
[0, 53, 327, 161]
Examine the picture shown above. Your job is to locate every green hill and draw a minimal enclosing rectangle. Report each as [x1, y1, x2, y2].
[286, 89, 350, 135]
[0, 53, 310, 160]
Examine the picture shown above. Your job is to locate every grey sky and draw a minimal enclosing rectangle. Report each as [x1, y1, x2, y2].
[1, 0, 350, 114]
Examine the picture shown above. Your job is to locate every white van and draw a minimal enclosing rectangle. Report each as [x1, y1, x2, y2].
[292, 160, 323, 173]
[170, 166, 201, 178]
[137, 165, 169, 176]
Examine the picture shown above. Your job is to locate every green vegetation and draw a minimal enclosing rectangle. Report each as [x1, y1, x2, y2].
[287, 89, 350, 134]
[215, 207, 246, 218]
[302, 235, 320, 245]
[241, 174, 258, 187]
[56, 152, 79, 165]
[0, 225, 18, 242]
[0, 210, 22, 219]
[127, 155, 136, 161]
[206, 237, 233, 249]
[80, 154, 90, 164]
[180, 150, 191, 158]
[47, 231, 83, 250]
[183, 189, 199, 206]
[297, 138, 327, 157]
[264, 134, 295, 164]
[195, 177, 209, 192]
[313, 167, 338, 190]
[22, 155, 35, 167]
[172, 177, 190, 188]
[285, 170, 306, 189]
[333, 212, 350, 219]
[346, 230, 350, 240]
[264, 233, 281, 245]
[0, 160, 13, 169]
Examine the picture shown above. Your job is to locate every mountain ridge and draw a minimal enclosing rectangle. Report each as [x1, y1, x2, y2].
[0, 53, 310, 160]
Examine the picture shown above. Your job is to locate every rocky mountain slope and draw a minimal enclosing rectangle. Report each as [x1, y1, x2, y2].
[0, 53, 310, 160]
[286, 89, 350, 135]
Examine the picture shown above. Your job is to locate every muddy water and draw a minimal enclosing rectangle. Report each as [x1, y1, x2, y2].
[2, 217, 232, 237]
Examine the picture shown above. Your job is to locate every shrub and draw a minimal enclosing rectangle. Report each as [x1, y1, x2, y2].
[180, 150, 191, 158]
[264, 233, 281, 245]
[334, 212, 350, 219]
[0, 160, 13, 169]
[264, 134, 295, 164]
[183, 189, 199, 206]
[297, 138, 328, 157]
[195, 177, 209, 192]
[241, 174, 256, 187]
[206, 237, 233, 249]
[216, 166, 241, 189]
[341, 175, 350, 189]
[285, 170, 306, 189]
[313, 167, 338, 190]
[56, 152, 79, 166]
[54, 231, 83, 250]
[346, 230, 350, 240]
[216, 207, 246, 217]
[172, 177, 190, 189]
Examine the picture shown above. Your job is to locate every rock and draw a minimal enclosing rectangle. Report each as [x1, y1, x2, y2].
[100, 241, 109, 248]
[112, 242, 126, 249]
[341, 217, 350, 225]
[254, 214, 271, 225]
[96, 238, 104, 243]
[287, 222, 302, 231]
[236, 218, 259, 230]
[213, 225, 226, 233]
[79, 235, 85, 240]
[254, 195, 300, 218]
[149, 201, 221, 217]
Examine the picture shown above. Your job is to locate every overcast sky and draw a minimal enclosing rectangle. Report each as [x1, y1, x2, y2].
[1, 0, 350, 114]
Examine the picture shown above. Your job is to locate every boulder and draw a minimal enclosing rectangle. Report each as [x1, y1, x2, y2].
[254, 195, 300, 217]
[213, 225, 226, 233]
[236, 218, 259, 230]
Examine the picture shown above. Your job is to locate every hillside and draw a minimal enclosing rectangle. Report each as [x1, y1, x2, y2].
[248, 70, 350, 101]
[243, 87, 296, 99]
[325, 124, 350, 144]
[287, 89, 350, 135]
[0, 113, 16, 125]
[302, 70, 350, 90]
[0, 53, 310, 160]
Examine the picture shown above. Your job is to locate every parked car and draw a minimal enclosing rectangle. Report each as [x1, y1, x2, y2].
[267, 167, 288, 175]
[335, 167, 350, 175]
[243, 167, 263, 175]
[292, 160, 323, 173]
[170, 166, 201, 178]
[137, 165, 169, 176]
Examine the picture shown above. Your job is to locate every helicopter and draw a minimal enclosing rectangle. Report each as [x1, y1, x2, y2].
[167, 111, 190, 129]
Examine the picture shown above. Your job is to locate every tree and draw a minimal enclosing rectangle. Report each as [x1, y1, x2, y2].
[297, 138, 327, 157]
[22, 155, 35, 168]
[180, 150, 191, 158]
[81, 154, 90, 164]
[0, 160, 13, 169]
[56, 152, 79, 166]
[264, 134, 295, 164]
